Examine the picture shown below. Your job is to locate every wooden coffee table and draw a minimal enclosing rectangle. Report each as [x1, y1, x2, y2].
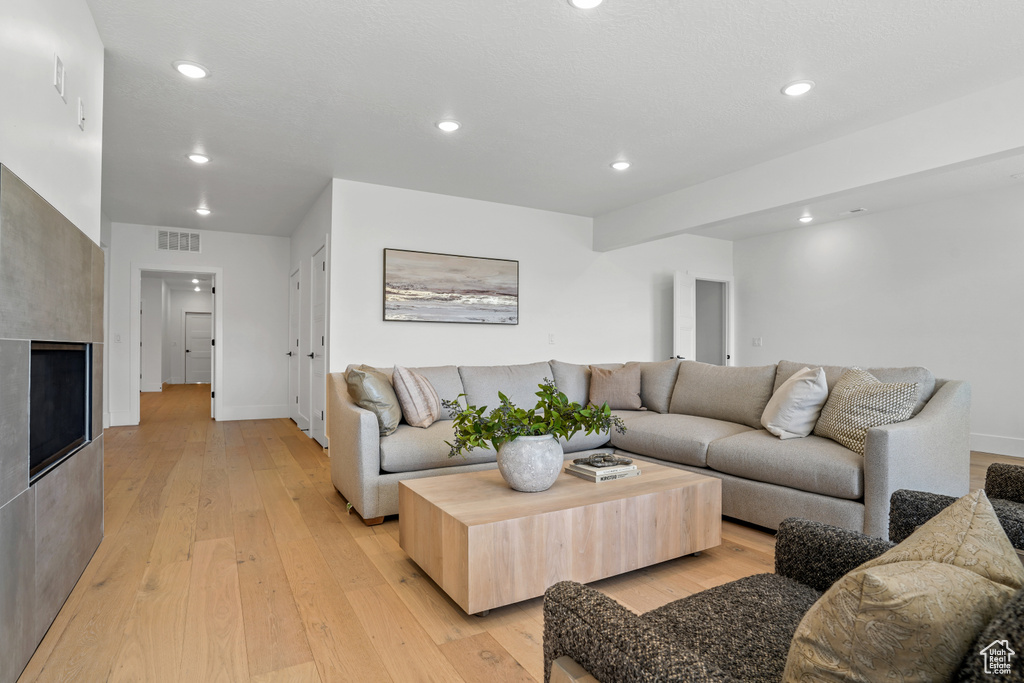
[398, 461, 721, 615]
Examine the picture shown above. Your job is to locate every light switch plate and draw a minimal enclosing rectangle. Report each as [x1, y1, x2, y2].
[54, 53, 66, 101]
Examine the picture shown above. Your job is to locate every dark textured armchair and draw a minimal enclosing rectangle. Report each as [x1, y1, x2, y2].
[890, 463, 1024, 547]
[543, 505, 1024, 682]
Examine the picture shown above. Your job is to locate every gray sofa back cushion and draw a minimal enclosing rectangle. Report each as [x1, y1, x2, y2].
[549, 360, 623, 405]
[459, 361, 553, 410]
[670, 362, 778, 429]
[634, 359, 682, 414]
[380, 422, 496, 473]
[775, 360, 936, 416]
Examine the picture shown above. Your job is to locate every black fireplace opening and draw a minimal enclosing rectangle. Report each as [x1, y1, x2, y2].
[29, 341, 92, 483]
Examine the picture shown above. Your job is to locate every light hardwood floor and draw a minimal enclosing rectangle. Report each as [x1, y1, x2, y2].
[18, 384, 1014, 682]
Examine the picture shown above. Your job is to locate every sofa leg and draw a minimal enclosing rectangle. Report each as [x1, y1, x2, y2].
[691, 551, 702, 557]
[361, 516, 385, 526]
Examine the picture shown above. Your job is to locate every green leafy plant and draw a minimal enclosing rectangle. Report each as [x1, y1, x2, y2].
[443, 378, 627, 458]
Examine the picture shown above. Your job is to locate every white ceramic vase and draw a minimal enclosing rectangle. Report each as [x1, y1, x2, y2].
[497, 434, 564, 492]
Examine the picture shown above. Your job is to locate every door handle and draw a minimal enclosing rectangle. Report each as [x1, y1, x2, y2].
[307, 353, 314, 359]
[286, 351, 293, 357]
[186, 349, 190, 353]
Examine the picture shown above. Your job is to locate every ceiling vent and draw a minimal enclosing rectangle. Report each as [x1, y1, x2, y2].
[157, 230, 201, 253]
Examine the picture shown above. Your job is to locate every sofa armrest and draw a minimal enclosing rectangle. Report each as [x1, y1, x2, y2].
[861, 379, 971, 538]
[987, 463, 1024, 504]
[327, 373, 384, 519]
[774, 518, 893, 593]
[543, 581, 741, 683]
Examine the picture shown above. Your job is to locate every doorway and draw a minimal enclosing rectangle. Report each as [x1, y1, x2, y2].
[309, 245, 328, 448]
[288, 269, 304, 428]
[184, 312, 213, 383]
[673, 271, 732, 365]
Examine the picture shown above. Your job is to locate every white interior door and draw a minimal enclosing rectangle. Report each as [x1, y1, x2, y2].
[310, 246, 328, 447]
[673, 272, 696, 361]
[288, 270, 304, 427]
[184, 312, 212, 383]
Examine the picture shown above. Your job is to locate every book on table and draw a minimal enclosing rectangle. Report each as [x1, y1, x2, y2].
[565, 464, 641, 482]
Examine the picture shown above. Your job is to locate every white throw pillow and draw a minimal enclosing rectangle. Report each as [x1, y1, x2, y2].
[760, 366, 828, 439]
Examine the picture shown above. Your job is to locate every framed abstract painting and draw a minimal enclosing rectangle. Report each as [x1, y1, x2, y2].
[383, 248, 519, 324]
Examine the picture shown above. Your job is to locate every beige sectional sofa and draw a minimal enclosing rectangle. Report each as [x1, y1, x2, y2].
[328, 359, 971, 538]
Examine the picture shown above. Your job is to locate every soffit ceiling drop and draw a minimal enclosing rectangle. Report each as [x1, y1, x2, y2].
[87, 0, 1024, 240]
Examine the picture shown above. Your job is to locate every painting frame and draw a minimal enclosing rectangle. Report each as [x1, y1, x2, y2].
[383, 248, 519, 325]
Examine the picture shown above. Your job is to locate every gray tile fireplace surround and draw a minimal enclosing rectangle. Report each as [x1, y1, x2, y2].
[0, 165, 104, 683]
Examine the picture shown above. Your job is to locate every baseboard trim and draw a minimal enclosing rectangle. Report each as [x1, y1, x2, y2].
[971, 433, 1024, 458]
[140, 383, 163, 393]
[216, 405, 290, 421]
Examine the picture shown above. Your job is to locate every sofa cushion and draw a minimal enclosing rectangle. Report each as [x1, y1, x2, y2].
[634, 359, 681, 414]
[610, 413, 751, 468]
[412, 365, 466, 416]
[380, 421, 496, 473]
[346, 365, 402, 436]
[760, 366, 829, 439]
[669, 362, 778, 429]
[549, 360, 623, 405]
[642, 573, 821, 683]
[706, 430, 863, 500]
[458, 361, 552, 411]
[560, 430, 612, 454]
[813, 368, 919, 455]
[589, 364, 642, 410]
[392, 366, 441, 428]
[776, 360, 936, 416]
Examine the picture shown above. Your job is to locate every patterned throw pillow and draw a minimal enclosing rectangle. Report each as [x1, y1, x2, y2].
[812, 367, 918, 454]
[392, 366, 441, 429]
[784, 490, 1024, 682]
[589, 364, 642, 410]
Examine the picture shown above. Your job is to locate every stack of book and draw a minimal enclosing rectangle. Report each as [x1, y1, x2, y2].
[565, 460, 640, 482]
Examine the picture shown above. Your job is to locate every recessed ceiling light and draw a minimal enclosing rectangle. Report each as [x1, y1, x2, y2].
[610, 161, 631, 171]
[799, 216, 814, 223]
[781, 80, 814, 97]
[188, 153, 209, 164]
[436, 120, 461, 133]
[194, 286, 201, 292]
[1011, 172, 1024, 180]
[174, 61, 210, 79]
[195, 208, 211, 216]
[569, 0, 603, 8]
[191, 278, 199, 284]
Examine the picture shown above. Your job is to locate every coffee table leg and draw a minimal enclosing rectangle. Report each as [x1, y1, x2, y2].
[691, 551, 702, 557]
[474, 610, 490, 617]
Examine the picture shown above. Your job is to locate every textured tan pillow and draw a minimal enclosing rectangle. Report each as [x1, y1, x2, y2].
[784, 490, 1024, 682]
[589, 364, 641, 410]
[760, 366, 828, 439]
[392, 365, 441, 429]
[346, 365, 401, 436]
[813, 367, 918, 454]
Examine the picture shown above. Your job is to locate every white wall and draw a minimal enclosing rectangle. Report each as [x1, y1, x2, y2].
[329, 179, 733, 370]
[734, 183, 1024, 457]
[108, 223, 291, 424]
[140, 277, 164, 391]
[164, 290, 214, 383]
[289, 182, 332, 426]
[0, 0, 104, 245]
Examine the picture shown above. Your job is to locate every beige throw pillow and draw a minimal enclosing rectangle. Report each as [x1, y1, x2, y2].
[346, 365, 401, 436]
[392, 365, 441, 428]
[589, 364, 642, 410]
[813, 367, 918, 454]
[760, 366, 828, 439]
[784, 490, 1024, 682]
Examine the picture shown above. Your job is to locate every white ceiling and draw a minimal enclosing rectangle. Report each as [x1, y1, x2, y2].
[87, 0, 1024, 239]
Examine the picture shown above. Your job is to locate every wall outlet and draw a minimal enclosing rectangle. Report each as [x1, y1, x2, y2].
[752, 337, 763, 347]
[53, 53, 66, 101]
[548, 333, 556, 345]
[115, 333, 122, 343]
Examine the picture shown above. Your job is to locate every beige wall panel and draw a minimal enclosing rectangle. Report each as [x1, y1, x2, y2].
[34, 436, 104, 635]
[0, 340, 29, 508]
[0, 488, 37, 683]
[0, 166, 92, 342]
[91, 244, 104, 343]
